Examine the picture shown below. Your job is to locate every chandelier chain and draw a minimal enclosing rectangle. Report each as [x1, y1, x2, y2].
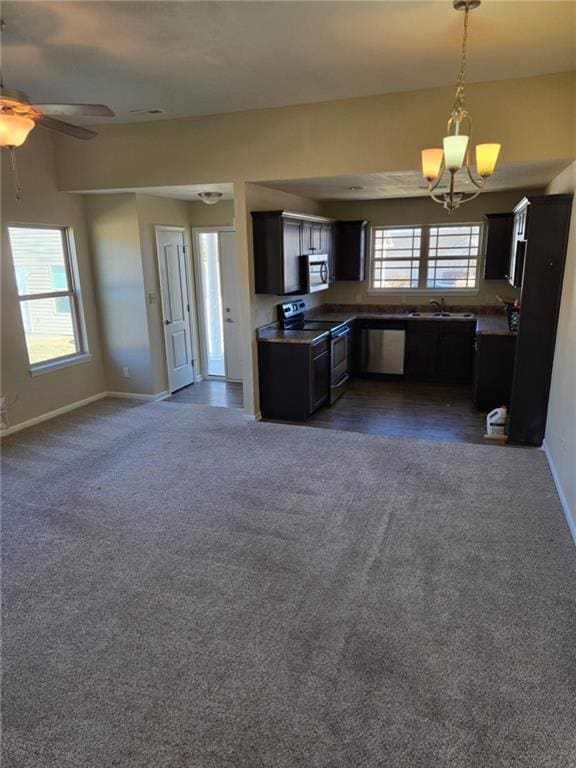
[452, 4, 470, 118]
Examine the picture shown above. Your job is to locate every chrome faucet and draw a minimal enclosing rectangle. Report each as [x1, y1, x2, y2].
[429, 298, 445, 314]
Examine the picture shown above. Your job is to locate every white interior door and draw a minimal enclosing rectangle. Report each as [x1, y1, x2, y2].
[218, 231, 242, 382]
[156, 227, 195, 392]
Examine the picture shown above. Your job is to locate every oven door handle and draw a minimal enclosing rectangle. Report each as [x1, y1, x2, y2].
[332, 326, 351, 339]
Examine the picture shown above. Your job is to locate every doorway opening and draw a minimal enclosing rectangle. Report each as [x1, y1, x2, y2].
[193, 227, 242, 383]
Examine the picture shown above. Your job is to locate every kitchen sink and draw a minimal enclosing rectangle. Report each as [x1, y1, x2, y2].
[408, 311, 474, 318]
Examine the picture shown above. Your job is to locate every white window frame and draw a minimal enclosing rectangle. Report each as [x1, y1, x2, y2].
[368, 222, 485, 295]
[7, 224, 91, 375]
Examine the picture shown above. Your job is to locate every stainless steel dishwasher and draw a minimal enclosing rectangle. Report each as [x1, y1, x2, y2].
[360, 328, 406, 375]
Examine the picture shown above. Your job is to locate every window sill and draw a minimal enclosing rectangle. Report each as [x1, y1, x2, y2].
[367, 288, 480, 296]
[30, 353, 92, 377]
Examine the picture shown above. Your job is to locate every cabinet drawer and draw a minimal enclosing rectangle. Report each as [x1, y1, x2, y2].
[311, 337, 329, 357]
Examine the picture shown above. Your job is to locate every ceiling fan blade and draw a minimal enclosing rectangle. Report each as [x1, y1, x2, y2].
[35, 116, 98, 140]
[32, 103, 115, 118]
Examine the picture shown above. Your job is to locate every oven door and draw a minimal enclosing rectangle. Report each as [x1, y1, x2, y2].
[306, 255, 329, 293]
[331, 325, 350, 385]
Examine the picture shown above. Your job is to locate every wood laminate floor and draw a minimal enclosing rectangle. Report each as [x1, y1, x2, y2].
[169, 380, 243, 409]
[268, 378, 492, 446]
[172, 378, 495, 446]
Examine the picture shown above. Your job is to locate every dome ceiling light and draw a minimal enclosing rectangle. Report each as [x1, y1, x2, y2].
[198, 192, 223, 205]
[420, 0, 501, 214]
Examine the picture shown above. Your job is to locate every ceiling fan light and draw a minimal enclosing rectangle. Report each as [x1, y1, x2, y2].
[476, 143, 501, 177]
[443, 134, 469, 171]
[421, 148, 444, 181]
[0, 113, 35, 148]
[198, 191, 223, 205]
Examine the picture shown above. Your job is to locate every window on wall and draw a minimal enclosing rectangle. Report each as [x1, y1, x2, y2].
[370, 223, 482, 291]
[7, 225, 88, 369]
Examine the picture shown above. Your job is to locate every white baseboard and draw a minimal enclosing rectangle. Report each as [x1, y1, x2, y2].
[106, 390, 170, 402]
[243, 411, 262, 422]
[542, 439, 576, 549]
[0, 392, 107, 437]
[1, 390, 174, 437]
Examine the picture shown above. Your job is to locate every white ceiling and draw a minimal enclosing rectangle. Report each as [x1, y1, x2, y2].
[2, 1, 575, 123]
[259, 160, 573, 200]
[82, 183, 234, 201]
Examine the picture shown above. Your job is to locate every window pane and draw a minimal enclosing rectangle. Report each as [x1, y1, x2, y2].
[371, 227, 421, 290]
[426, 225, 480, 289]
[198, 233, 225, 377]
[19, 297, 78, 364]
[8, 227, 70, 296]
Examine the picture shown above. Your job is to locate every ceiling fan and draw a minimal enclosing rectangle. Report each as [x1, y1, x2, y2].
[0, 86, 115, 146]
[0, 17, 115, 199]
[0, 85, 115, 201]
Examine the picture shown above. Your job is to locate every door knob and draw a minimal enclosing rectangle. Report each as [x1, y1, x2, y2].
[225, 318, 235, 323]
[164, 320, 175, 325]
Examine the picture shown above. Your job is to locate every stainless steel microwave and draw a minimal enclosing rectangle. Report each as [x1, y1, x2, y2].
[303, 254, 329, 293]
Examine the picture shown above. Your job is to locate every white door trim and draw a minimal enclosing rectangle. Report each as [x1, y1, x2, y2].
[155, 225, 198, 392]
[191, 226, 236, 380]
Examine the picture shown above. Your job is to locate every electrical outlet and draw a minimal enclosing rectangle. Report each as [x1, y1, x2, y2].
[122, 367, 131, 378]
[486, 294, 497, 305]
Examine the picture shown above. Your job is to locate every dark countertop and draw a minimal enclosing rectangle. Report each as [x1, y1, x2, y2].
[257, 326, 330, 344]
[307, 308, 514, 336]
[257, 307, 514, 343]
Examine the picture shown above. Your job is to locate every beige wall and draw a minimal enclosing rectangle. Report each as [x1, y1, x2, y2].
[55, 73, 575, 192]
[84, 194, 154, 394]
[1, 130, 105, 430]
[85, 192, 195, 396]
[189, 200, 235, 228]
[545, 162, 576, 537]
[320, 190, 540, 307]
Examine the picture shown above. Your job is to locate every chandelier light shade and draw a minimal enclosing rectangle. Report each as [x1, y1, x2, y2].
[421, 149, 444, 182]
[0, 113, 34, 147]
[443, 135, 469, 171]
[476, 143, 501, 178]
[420, 0, 501, 213]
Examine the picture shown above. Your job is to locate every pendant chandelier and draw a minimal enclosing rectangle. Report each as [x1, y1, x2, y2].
[421, 0, 501, 214]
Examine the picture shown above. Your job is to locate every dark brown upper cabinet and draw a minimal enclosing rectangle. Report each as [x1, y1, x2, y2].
[334, 220, 368, 282]
[320, 224, 336, 283]
[252, 212, 305, 295]
[507, 194, 573, 446]
[252, 211, 336, 294]
[483, 213, 514, 280]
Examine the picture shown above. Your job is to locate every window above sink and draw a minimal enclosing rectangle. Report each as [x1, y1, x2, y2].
[369, 223, 483, 294]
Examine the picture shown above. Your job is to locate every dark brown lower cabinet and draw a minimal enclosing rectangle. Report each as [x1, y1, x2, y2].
[405, 320, 475, 383]
[258, 338, 329, 420]
[473, 334, 517, 412]
[311, 345, 330, 412]
[404, 326, 437, 380]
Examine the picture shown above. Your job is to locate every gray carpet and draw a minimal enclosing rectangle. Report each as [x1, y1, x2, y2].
[2, 398, 576, 768]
